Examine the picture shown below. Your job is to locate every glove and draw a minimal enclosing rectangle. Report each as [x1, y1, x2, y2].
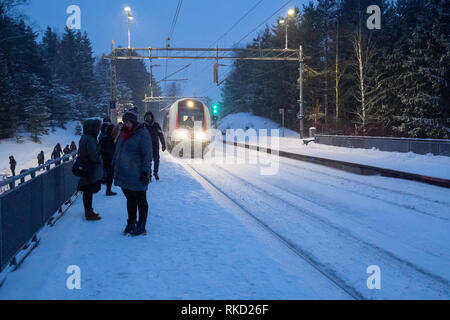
[162, 145, 166, 152]
[140, 171, 150, 185]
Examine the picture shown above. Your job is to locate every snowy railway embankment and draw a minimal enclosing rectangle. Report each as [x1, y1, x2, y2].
[187, 145, 450, 299]
[218, 113, 450, 182]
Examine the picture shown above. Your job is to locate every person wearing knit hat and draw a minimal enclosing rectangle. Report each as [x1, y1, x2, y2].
[122, 109, 139, 125]
[113, 109, 153, 236]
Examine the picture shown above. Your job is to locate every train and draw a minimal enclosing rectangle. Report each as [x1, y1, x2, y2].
[162, 98, 212, 157]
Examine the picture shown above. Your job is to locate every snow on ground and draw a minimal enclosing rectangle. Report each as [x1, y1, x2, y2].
[0, 122, 80, 177]
[0, 154, 349, 300]
[218, 113, 450, 179]
[246, 137, 450, 179]
[218, 112, 299, 138]
[190, 142, 450, 299]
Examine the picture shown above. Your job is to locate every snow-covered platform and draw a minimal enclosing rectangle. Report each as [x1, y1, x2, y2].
[225, 136, 450, 180]
[0, 155, 349, 300]
[1, 148, 449, 300]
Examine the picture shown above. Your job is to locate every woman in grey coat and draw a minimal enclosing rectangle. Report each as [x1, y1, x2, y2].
[113, 110, 153, 236]
[77, 119, 103, 221]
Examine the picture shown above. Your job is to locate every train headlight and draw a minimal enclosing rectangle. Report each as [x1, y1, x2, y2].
[174, 129, 189, 140]
[195, 131, 206, 141]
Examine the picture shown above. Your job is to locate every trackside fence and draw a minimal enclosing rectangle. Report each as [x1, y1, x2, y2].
[314, 135, 450, 156]
[0, 153, 79, 273]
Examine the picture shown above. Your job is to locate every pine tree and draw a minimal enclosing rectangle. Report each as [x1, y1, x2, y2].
[94, 58, 111, 118]
[24, 75, 49, 142]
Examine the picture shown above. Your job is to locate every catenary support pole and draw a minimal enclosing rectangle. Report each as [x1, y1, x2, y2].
[298, 45, 304, 139]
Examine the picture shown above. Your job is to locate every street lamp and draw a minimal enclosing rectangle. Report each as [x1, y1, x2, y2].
[124, 7, 133, 48]
[279, 9, 296, 49]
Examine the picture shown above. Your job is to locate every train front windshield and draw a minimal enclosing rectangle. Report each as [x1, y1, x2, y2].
[178, 100, 204, 129]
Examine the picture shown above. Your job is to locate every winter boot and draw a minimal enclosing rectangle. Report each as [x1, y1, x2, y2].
[131, 221, 147, 236]
[123, 221, 136, 235]
[154, 172, 159, 181]
[85, 209, 101, 221]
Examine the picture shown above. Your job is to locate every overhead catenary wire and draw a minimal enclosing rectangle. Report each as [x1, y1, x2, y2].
[193, 0, 295, 95]
[168, 0, 183, 40]
[199, 51, 298, 95]
[165, 0, 184, 94]
[189, 0, 267, 88]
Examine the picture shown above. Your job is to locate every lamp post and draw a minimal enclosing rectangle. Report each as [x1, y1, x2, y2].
[125, 7, 133, 49]
[279, 9, 296, 49]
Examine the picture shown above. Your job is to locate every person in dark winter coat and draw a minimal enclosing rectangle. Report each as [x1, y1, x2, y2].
[70, 141, 77, 153]
[37, 151, 45, 167]
[64, 145, 71, 154]
[9, 156, 16, 176]
[144, 111, 166, 181]
[51, 145, 62, 165]
[100, 124, 117, 196]
[113, 109, 152, 236]
[63, 145, 71, 162]
[55, 143, 62, 156]
[99, 123, 109, 185]
[77, 119, 103, 221]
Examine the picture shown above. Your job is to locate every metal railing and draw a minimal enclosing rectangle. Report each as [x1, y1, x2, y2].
[0, 152, 79, 272]
[314, 135, 450, 156]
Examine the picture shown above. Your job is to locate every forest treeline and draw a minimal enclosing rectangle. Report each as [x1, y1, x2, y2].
[0, 0, 158, 141]
[221, 0, 449, 138]
[1, 0, 448, 140]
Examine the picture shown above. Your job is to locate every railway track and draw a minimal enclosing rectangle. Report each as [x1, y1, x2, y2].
[184, 162, 364, 300]
[222, 140, 450, 189]
[222, 141, 449, 221]
[184, 160, 450, 299]
[276, 159, 450, 222]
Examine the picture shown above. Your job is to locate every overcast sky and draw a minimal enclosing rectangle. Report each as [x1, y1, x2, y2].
[24, 0, 309, 101]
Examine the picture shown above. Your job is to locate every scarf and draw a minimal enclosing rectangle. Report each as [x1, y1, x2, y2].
[123, 126, 134, 142]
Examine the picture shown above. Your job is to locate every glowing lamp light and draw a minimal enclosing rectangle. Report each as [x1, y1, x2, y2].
[195, 131, 206, 141]
[124, 7, 131, 12]
[288, 9, 295, 16]
[187, 101, 194, 108]
[175, 129, 188, 140]
[279, 19, 286, 24]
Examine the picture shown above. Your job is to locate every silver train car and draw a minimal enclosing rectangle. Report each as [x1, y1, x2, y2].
[162, 98, 212, 157]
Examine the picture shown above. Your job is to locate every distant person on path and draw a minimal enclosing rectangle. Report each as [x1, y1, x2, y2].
[55, 143, 62, 156]
[70, 141, 77, 153]
[37, 151, 45, 167]
[64, 145, 71, 155]
[63, 145, 71, 162]
[77, 119, 103, 221]
[144, 111, 166, 181]
[51, 146, 61, 165]
[9, 156, 16, 176]
[100, 124, 117, 196]
[113, 110, 152, 236]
